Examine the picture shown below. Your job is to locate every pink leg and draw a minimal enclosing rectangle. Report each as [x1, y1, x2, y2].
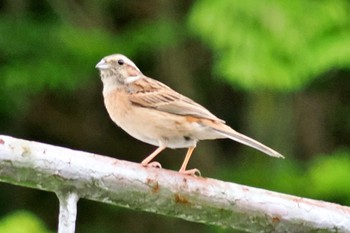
[179, 147, 201, 176]
[141, 146, 166, 168]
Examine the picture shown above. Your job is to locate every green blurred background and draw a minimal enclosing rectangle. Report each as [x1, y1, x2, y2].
[0, 0, 349, 232]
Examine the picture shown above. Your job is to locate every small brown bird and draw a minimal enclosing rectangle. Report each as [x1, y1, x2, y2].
[96, 54, 283, 175]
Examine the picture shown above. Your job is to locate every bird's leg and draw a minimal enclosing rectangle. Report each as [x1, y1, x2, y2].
[141, 146, 166, 168]
[179, 147, 201, 176]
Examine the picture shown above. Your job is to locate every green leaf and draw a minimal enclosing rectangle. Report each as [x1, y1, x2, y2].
[0, 17, 180, 117]
[307, 149, 350, 203]
[0, 211, 52, 233]
[188, 0, 350, 91]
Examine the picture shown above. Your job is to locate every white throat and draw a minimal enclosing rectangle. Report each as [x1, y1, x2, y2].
[102, 77, 119, 96]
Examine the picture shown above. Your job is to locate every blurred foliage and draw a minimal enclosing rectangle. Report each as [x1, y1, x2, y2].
[188, 0, 350, 90]
[308, 149, 350, 204]
[0, 211, 52, 233]
[0, 0, 349, 233]
[219, 149, 350, 206]
[0, 17, 109, 118]
[0, 16, 182, 119]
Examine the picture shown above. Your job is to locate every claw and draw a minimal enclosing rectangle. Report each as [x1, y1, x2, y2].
[179, 168, 201, 176]
[142, 161, 162, 169]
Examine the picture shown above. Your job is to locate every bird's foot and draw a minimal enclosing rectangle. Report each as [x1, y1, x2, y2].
[142, 161, 162, 169]
[179, 168, 201, 176]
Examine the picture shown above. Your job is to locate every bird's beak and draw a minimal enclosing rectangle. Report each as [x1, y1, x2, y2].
[95, 59, 110, 70]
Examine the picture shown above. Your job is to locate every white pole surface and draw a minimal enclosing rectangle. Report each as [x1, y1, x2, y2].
[57, 192, 79, 233]
[0, 135, 349, 233]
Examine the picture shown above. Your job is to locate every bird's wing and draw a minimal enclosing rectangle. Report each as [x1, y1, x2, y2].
[127, 76, 225, 123]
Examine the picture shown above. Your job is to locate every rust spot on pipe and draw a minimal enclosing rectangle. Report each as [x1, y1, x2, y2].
[151, 182, 159, 193]
[146, 178, 160, 193]
[175, 194, 190, 204]
[272, 216, 281, 223]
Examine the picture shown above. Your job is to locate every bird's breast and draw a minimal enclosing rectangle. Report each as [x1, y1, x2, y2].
[104, 89, 130, 127]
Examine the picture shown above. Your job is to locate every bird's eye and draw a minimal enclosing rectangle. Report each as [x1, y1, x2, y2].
[117, 59, 125, 65]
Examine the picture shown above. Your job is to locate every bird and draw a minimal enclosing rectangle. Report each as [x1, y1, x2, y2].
[96, 54, 284, 176]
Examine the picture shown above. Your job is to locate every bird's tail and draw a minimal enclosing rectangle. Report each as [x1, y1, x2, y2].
[211, 123, 284, 158]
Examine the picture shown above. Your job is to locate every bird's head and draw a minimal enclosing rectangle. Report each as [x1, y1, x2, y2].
[96, 54, 142, 91]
